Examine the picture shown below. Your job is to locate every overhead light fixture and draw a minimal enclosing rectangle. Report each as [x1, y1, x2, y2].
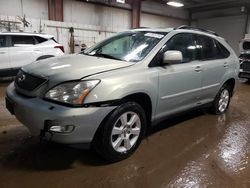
[116, 0, 125, 3]
[167, 1, 184, 7]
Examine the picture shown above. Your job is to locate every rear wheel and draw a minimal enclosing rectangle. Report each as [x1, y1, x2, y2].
[210, 84, 232, 115]
[92, 102, 146, 162]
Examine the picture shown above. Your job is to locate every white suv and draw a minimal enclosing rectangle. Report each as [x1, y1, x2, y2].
[0, 32, 64, 77]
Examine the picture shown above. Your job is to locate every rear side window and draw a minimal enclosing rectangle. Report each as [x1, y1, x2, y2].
[197, 35, 217, 60]
[215, 41, 230, 59]
[196, 35, 230, 60]
[34, 36, 48, 44]
[0, 36, 7, 48]
[11, 35, 35, 46]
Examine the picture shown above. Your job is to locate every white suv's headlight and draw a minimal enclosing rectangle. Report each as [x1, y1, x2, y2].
[45, 80, 100, 105]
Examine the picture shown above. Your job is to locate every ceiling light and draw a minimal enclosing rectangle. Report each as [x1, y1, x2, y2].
[116, 0, 125, 3]
[167, 1, 184, 7]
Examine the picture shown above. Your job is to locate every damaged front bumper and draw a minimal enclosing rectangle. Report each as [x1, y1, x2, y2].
[6, 83, 116, 145]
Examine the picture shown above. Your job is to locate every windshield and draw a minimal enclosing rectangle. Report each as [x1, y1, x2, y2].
[84, 31, 167, 62]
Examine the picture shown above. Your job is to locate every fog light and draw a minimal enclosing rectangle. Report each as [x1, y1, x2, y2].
[49, 125, 75, 133]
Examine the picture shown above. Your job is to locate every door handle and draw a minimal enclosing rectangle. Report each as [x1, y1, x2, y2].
[194, 66, 202, 72]
[224, 62, 229, 68]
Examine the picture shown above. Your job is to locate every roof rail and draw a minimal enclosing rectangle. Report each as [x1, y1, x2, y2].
[174, 25, 219, 36]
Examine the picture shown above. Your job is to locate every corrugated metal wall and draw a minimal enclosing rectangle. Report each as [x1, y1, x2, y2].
[0, 0, 188, 53]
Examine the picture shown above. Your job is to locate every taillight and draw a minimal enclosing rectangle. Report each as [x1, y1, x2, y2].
[54, 45, 64, 53]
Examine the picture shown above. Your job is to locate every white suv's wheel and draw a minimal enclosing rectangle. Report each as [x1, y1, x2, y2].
[92, 102, 146, 162]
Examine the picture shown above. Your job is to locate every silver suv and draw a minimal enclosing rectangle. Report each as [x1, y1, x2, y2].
[6, 26, 239, 161]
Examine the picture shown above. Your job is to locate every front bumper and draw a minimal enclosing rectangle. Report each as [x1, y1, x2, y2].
[239, 69, 250, 79]
[6, 83, 116, 144]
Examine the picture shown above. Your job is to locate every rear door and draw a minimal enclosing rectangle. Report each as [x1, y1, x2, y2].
[195, 34, 230, 103]
[9, 35, 37, 68]
[0, 35, 10, 69]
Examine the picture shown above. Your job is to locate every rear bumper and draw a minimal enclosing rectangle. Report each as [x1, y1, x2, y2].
[6, 83, 116, 144]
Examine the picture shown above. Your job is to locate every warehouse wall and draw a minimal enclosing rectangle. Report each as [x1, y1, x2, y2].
[195, 15, 245, 54]
[192, 8, 247, 54]
[0, 0, 188, 53]
[141, 0, 188, 28]
[142, 0, 188, 20]
[0, 0, 48, 19]
[64, 0, 131, 30]
[141, 13, 187, 28]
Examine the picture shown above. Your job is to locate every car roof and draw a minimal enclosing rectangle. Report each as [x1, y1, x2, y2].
[131, 27, 223, 40]
[132, 28, 174, 33]
[0, 32, 54, 39]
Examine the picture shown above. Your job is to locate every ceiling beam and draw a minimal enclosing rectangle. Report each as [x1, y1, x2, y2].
[185, 0, 238, 9]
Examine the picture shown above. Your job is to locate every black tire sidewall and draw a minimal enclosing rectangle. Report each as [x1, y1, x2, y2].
[97, 102, 146, 162]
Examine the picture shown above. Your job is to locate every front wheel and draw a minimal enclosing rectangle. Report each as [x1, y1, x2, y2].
[210, 84, 232, 115]
[92, 102, 146, 162]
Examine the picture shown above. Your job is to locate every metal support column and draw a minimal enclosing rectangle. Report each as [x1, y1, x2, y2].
[131, 0, 141, 29]
[48, 0, 63, 22]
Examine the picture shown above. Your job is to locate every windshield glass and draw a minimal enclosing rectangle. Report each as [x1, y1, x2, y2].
[84, 31, 167, 62]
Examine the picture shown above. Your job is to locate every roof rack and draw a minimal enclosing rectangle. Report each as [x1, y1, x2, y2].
[174, 25, 219, 36]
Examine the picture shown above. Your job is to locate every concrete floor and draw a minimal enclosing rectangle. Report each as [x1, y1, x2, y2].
[1, 80, 250, 188]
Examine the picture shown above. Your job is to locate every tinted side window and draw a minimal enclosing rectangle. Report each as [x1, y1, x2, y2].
[215, 41, 230, 59]
[0, 36, 7, 48]
[165, 33, 197, 63]
[150, 33, 198, 66]
[197, 35, 218, 60]
[34, 36, 47, 44]
[11, 36, 35, 46]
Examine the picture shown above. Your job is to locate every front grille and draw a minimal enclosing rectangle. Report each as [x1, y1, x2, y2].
[15, 70, 47, 91]
[241, 61, 250, 72]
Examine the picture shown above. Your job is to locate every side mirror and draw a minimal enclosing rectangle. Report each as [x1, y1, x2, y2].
[163, 50, 183, 65]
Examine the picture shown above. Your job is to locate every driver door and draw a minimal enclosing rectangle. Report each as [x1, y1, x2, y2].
[154, 33, 203, 119]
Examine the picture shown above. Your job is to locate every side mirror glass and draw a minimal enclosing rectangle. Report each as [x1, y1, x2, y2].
[163, 50, 183, 65]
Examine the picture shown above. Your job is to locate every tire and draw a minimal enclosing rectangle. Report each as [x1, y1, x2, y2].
[210, 84, 232, 115]
[92, 102, 146, 162]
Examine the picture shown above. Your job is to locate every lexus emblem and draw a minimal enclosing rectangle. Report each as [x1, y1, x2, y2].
[18, 73, 26, 82]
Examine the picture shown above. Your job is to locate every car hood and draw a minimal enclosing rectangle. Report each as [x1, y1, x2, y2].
[22, 54, 134, 81]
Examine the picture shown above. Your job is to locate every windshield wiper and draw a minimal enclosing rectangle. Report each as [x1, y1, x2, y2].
[94, 53, 122, 61]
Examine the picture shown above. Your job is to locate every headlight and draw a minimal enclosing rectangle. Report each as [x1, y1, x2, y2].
[45, 80, 100, 105]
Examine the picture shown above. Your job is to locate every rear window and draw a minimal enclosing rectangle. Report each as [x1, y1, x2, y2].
[34, 36, 48, 44]
[196, 35, 230, 60]
[51, 37, 58, 44]
[0, 36, 7, 48]
[11, 35, 35, 46]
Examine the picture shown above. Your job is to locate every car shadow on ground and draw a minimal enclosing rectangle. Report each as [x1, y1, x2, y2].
[0, 108, 206, 171]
